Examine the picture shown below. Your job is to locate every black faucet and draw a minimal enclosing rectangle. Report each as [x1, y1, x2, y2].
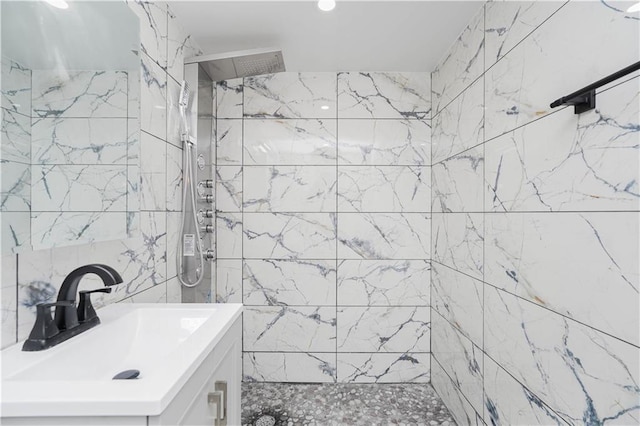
[22, 264, 123, 351]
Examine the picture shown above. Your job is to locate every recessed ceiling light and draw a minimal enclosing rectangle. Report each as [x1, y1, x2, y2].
[44, 0, 69, 9]
[627, 2, 640, 12]
[320, 105, 330, 110]
[318, 0, 336, 12]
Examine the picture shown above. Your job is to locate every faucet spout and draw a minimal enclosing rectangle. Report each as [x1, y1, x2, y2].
[55, 264, 123, 330]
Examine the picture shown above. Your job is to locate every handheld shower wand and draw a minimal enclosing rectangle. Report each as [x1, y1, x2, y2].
[176, 81, 205, 288]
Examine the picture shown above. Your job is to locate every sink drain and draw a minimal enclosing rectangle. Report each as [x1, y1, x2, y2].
[112, 369, 140, 380]
[254, 414, 276, 426]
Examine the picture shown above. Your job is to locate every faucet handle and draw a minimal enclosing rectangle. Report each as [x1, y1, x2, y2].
[78, 288, 112, 323]
[25, 302, 73, 344]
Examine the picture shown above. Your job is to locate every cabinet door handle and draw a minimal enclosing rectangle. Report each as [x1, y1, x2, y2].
[208, 381, 227, 426]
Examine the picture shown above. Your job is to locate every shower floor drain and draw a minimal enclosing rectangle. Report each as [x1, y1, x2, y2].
[254, 414, 276, 426]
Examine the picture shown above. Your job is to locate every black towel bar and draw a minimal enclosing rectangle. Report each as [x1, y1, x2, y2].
[549, 61, 640, 114]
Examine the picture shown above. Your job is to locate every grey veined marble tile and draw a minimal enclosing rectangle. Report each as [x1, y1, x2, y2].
[244, 72, 336, 119]
[243, 259, 336, 306]
[338, 72, 431, 119]
[337, 306, 430, 353]
[31, 70, 128, 119]
[338, 119, 430, 166]
[484, 287, 640, 425]
[243, 166, 336, 212]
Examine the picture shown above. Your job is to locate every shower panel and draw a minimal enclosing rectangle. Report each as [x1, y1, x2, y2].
[180, 63, 215, 303]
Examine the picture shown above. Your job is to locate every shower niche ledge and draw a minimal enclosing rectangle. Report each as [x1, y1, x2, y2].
[1, 303, 242, 426]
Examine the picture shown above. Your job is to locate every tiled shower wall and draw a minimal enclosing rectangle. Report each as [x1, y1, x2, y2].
[213, 72, 432, 383]
[430, 1, 639, 424]
[1, 1, 202, 348]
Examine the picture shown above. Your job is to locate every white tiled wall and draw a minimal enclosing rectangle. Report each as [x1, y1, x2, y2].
[430, 1, 640, 424]
[0, 0, 202, 348]
[214, 72, 432, 383]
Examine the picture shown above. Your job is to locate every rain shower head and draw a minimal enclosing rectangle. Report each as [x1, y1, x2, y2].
[185, 47, 285, 81]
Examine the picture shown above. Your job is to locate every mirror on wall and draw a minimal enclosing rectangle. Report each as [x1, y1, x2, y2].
[1, 1, 140, 253]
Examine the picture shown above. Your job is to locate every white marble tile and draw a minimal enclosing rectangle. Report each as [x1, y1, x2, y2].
[1, 57, 31, 116]
[31, 165, 127, 212]
[243, 213, 336, 260]
[485, 212, 639, 346]
[167, 5, 202, 83]
[244, 73, 336, 119]
[122, 282, 166, 303]
[1, 161, 30, 211]
[431, 357, 484, 426]
[432, 76, 484, 163]
[217, 212, 242, 259]
[485, 1, 567, 67]
[216, 119, 243, 164]
[127, 165, 140, 214]
[483, 354, 567, 426]
[337, 213, 429, 260]
[432, 7, 484, 115]
[337, 166, 430, 213]
[431, 213, 483, 280]
[243, 306, 336, 352]
[90, 211, 167, 300]
[166, 276, 181, 303]
[485, 1, 640, 140]
[31, 212, 128, 250]
[216, 259, 242, 303]
[216, 79, 243, 119]
[1, 212, 30, 254]
[165, 76, 181, 147]
[432, 146, 484, 213]
[126, 0, 168, 68]
[337, 307, 430, 353]
[140, 54, 167, 140]
[1, 255, 17, 349]
[31, 118, 127, 165]
[431, 263, 483, 347]
[484, 287, 640, 425]
[337, 119, 431, 166]
[140, 172, 166, 211]
[244, 119, 337, 165]
[140, 131, 166, 173]
[337, 353, 430, 383]
[244, 166, 336, 212]
[431, 311, 484, 414]
[215, 166, 242, 212]
[127, 118, 140, 164]
[166, 212, 181, 280]
[244, 352, 337, 383]
[337, 72, 430, 119]
[166, 142, 182, 212]
[337, 260, 430, 306]
[128, 70, 140, 120]
[486, 78, 640, 212]
[32, 70, 127, 119]
[243, 259, 336, 306]
[1, 108, 30, 164]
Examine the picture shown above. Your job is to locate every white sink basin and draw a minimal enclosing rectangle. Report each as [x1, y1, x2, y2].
[1, 303, 242, 417]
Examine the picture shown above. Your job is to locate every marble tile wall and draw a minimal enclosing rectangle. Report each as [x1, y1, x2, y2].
[1, 1, 202, 349]
[430, 1, 640, 425]
[214, 71, 432, 383]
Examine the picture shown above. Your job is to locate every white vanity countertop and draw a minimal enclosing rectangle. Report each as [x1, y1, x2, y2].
[1, 303, 242, 418]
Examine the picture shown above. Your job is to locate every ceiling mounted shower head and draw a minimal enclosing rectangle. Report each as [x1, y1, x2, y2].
[185, 47, 285, 82]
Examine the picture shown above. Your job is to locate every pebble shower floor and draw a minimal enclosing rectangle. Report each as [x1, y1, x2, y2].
[241, 383, 455, 425]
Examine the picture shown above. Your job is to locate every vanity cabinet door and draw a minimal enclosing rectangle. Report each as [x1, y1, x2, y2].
[149, 317, 242, 426]
[181, 337, 242, 426]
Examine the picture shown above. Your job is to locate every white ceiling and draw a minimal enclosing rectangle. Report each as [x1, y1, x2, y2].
[170, 1, 484, 72]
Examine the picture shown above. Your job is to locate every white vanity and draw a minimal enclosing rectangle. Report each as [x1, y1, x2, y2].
[1, 303, 242, 426]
